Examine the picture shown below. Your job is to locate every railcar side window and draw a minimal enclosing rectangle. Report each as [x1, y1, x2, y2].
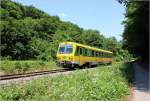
[105, 53, 107, 57]
[102, 53, 104, 57]
[75, 46, 80, 56]
[92, 50, 94, 57]
[80, 48, 82, 55]
[94, 51, 96, 57]
[104, 53, 105, 57]
[87, 49, 89, 56]
[83, 48, 87, 56]
[83, 48, 86, 56]
[85, 48, 87, 56]
[97, 52, 99, 57]
[104, 53, 106, 57]
[92, 51, 94, 57]
[90, 50, 92, 56]
[95, 51, 97, 57]
[88, 50, 91, 56]
[99, 52, 101, 57]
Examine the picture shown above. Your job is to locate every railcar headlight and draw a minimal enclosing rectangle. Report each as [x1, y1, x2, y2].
[57, 57, 60, 60]
[69, 57, 73, 61]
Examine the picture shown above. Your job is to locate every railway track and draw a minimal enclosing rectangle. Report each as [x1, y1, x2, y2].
[0, 68, 72, 81]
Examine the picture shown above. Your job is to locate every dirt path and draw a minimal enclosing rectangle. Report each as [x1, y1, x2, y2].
[131, 63, 150, 101]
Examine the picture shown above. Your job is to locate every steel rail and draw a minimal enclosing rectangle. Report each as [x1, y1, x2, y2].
[0, 68, 72, 80]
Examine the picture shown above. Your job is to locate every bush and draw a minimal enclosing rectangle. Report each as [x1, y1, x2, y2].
[0, 60, 57, 74]
[115, 49, 134, 62]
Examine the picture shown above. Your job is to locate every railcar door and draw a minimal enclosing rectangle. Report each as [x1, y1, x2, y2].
[79, 47, 83, 65]
[75, 46, 82, 66]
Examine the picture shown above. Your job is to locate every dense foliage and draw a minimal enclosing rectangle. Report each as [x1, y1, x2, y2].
[119, 0, 149, 61]
[0, 0, 131, 61]
[0, 62, 133, 100]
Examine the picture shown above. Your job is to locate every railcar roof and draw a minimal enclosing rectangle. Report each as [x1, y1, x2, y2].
[60, 42, 113, 54]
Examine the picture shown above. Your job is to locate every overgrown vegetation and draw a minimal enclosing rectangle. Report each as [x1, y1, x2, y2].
[0, 60, 57, 74]
[0, 0, 132, 61]
[0, 62, 134, 100]
[118, 0, 149, 62]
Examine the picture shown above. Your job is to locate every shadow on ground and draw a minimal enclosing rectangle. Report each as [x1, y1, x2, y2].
[133, 63, 149, 92]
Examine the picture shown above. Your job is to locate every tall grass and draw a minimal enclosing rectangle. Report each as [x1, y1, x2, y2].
[0, 62, 133, 101]
[0, 60, 57, 74]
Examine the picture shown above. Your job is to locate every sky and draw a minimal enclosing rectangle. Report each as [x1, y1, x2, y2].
[13, 0, 125, 41]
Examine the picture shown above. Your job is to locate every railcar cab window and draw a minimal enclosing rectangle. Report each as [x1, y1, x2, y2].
[66, 45, 73, 54]
[59, 46, 65, 54]
[59, 44, 73, 54]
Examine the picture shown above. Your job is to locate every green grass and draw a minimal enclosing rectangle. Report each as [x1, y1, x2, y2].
[0, 62, 134, 101]
[0, 60, 57, 74]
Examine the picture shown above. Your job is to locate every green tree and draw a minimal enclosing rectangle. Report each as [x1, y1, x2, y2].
[78, 29, 104, 48]
[119, 1, 149, 61]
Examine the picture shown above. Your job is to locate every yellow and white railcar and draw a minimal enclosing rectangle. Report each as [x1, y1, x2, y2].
[56, 42, 113, 68]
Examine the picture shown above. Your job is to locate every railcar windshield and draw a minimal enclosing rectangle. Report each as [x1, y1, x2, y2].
[59, 46, 65, 53]
[59, 44, 73, 54]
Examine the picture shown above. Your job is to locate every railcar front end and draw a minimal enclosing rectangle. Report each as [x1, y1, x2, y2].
[56, 42, 76, 68]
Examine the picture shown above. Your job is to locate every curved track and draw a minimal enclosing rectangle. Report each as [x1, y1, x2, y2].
[0, 68, 72, 80]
